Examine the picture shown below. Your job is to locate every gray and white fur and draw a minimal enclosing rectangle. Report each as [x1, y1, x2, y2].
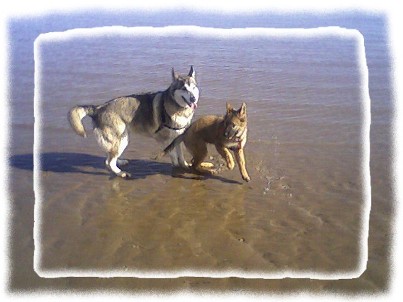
[68, 66, 199, 178]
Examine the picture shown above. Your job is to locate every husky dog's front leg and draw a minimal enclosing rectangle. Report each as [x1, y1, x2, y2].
[176, 143, 189, 168]
[168, 148, 179, 167]
[168, 143, 189, 168]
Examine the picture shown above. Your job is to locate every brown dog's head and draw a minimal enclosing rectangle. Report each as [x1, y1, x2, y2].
[223, 102, 247, 141]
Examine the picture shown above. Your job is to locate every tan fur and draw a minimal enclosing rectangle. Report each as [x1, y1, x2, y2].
[157, 102, 250, 182]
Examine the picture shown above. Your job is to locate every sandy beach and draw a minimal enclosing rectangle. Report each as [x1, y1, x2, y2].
[7, 9, 394, 295]
[34, 120, 363, 275]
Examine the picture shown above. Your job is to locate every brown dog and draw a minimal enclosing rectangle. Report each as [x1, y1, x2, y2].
[155, 102, 250, 182]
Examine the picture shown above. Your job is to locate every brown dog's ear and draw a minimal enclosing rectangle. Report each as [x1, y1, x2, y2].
[238, 102, 247, 117]
[172, 67, 178, 81]
[226, 102, 233, 114]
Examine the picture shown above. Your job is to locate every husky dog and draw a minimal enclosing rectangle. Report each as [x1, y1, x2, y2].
[155, 102, 250, 182]
[68, 66, 199, 178]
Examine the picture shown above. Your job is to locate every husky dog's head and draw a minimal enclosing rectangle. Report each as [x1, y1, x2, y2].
[223, 102, 248, 141]
[170, 66, 199, 110]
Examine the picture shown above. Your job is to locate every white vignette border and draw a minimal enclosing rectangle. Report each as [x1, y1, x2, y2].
[33, 25, 371, 280]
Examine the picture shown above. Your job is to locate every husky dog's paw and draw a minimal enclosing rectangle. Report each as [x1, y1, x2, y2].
[117, 171, 131, 178]
[179, 160, 191, 168]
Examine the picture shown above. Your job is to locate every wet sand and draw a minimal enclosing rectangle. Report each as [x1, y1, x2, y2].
[9, 119, 390, 292]
[7, 10, 395, 295]
[37, 103, 364, 274]
[29, 29, 367, 277]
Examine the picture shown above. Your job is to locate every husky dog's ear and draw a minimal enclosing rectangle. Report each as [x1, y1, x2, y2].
[226, 102, 233, 114]
[238, 102, 247, 117]
[172, 68, 178, 81]
[188, 65, 196, 78]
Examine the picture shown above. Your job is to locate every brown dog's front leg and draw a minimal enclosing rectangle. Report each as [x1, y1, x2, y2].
[234, 148, 250, 182]
[215, 145, 235, 170]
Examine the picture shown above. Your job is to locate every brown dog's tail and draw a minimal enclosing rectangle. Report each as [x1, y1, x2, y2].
[154, 134, 185, 160]
[68, 105, 97, 138]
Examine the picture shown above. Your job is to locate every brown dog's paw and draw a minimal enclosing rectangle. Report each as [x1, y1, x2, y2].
[200, 162, 215, 169]
[210, 169, 220, 175]
[227, 161, 235, 170]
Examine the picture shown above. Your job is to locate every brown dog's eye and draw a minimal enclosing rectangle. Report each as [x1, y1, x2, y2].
[239, 118, 245, 123]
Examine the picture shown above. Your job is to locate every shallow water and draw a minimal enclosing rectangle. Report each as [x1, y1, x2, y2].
[30, 29, 365, 275]
[8, 10, 393, 292]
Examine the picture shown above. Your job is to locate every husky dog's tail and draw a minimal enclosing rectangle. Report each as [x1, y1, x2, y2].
[68, 105, 97, 138]
[154, 134, 185, 160]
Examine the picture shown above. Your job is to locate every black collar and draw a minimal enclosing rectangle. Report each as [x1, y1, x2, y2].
[155, 93, 189, 133]
[161, 105, 187, 131]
